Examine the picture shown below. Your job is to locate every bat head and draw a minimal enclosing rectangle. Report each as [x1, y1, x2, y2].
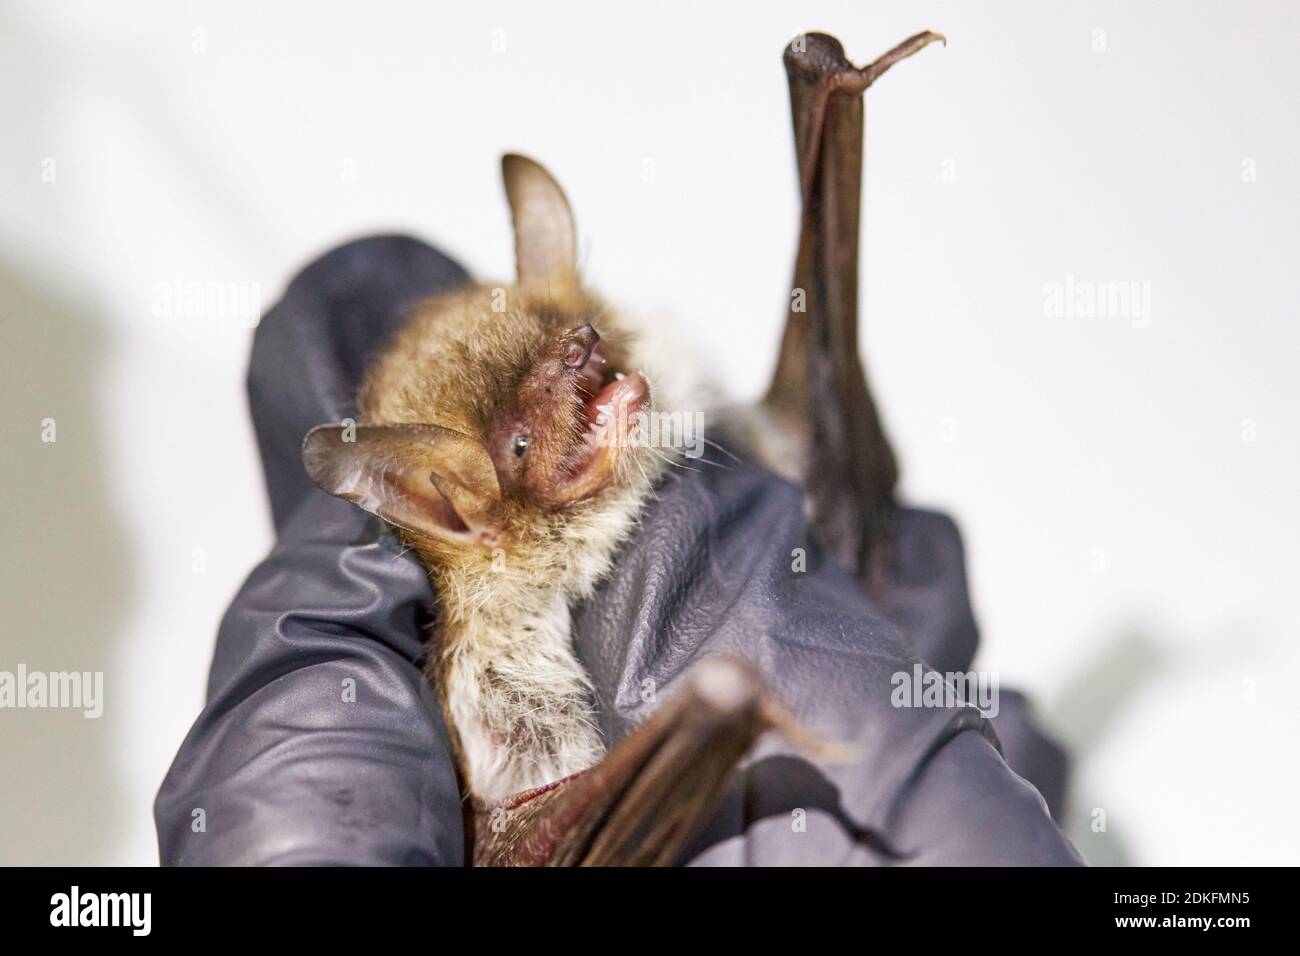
[302, 155, 659, 555]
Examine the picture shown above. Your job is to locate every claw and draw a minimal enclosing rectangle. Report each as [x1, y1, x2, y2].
[854, 30, 947, 91]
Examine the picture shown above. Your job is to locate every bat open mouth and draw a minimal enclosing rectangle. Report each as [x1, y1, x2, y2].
[554, 341, 650, 503]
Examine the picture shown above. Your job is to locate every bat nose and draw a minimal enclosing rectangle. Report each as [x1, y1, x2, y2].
[563, 323, 600, 368]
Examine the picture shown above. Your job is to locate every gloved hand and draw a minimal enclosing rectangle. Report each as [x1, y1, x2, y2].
[155, 235, 1079, 866]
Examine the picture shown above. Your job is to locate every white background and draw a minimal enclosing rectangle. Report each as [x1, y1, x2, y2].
[2, 1, 1296, 866]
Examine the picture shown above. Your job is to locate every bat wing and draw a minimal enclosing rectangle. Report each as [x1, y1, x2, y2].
[763, 31, 944, 592]
[471, 657, 859, 866]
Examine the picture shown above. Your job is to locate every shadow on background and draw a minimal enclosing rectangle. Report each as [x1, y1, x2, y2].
[0, 4, 136, 865]
[0, 264, 132, 865]
[1049, 627, 1170, 866]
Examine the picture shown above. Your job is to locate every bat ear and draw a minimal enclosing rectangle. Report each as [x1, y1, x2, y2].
[502, 153, 577, 286]
[303, 422, 504, 547]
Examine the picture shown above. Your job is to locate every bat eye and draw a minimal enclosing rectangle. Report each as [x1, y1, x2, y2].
[513, 435, 530, 457]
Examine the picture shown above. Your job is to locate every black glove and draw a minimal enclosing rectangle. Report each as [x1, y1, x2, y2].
[155, 235, 1078, 865]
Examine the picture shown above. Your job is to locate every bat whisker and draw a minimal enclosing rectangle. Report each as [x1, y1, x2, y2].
[631, 454, 659, 502]
[701, 437, 743, 464]
[645, 446, 701, 474]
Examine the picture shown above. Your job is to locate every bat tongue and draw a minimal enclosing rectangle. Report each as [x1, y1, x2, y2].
[587, 372, 647, 427]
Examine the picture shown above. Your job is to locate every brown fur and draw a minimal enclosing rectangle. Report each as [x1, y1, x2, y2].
[304, 156, 680, 803]
[358, 277, 668, 802]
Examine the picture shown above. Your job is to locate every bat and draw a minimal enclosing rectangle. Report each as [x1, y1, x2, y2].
[301, 30, 942, 866]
